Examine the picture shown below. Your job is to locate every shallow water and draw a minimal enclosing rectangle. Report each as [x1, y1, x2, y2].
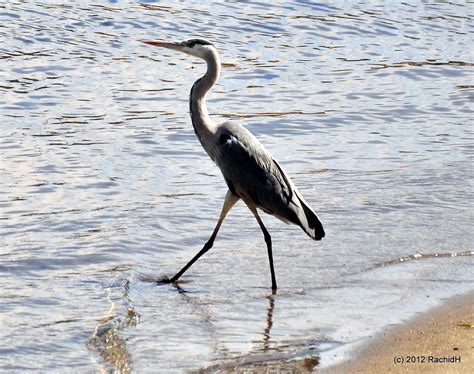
[1, 1, 473, 372]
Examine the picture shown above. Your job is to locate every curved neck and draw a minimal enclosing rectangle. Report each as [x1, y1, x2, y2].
[189, 49, 221, 148]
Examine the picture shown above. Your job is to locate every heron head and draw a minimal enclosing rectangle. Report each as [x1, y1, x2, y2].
[144, 38, 216, 59]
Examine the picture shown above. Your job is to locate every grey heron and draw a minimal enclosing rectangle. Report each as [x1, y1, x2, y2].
[144, 38, 325, 290]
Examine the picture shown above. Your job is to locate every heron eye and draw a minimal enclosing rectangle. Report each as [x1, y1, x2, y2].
[218, 133, 231, 145]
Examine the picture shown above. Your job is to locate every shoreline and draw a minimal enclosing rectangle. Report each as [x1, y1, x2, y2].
[200, 291, 473, 373]
[321, 291, 474, 373]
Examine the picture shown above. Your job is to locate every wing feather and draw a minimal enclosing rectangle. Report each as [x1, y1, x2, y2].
[214, 123, 299, 224]
[212, 122, 325, 240]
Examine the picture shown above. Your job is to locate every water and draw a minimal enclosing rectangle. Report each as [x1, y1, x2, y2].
[1, 1, 473, 372]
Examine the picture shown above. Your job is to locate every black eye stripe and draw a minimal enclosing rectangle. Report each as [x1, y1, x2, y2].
[183, 39, 213, 48]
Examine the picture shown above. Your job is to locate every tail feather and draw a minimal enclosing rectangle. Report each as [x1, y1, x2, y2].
[296, 196, 325, 241]
[270, 158, 325, 240]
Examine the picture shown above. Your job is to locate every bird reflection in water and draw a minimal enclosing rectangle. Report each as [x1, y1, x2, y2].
[197, 291, 319, 373]
[89, 278, 318, 373]
[263, 294, 275, 352]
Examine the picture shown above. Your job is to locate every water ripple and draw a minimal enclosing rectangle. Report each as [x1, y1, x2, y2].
[1, 1, 473, 372]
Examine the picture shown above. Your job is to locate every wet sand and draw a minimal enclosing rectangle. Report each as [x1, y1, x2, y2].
[322, 291, 474, 373]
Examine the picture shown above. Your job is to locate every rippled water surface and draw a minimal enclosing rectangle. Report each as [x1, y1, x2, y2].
[1, 1, 473, 372]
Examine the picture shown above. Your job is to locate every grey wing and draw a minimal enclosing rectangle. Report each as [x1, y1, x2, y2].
[214, 123, 300, 224]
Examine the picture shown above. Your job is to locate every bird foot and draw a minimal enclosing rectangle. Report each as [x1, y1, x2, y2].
[156, 276, 172, 285]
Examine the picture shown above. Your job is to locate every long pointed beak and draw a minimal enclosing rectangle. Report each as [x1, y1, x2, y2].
[143, 40, 183, 51]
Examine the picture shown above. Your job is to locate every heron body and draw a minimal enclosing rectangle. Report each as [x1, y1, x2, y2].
[144, 38, 325, 290]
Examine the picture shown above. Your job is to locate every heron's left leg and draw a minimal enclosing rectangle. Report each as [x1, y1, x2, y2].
[246, 204, 277, 291]
[167, 190, 239, 283]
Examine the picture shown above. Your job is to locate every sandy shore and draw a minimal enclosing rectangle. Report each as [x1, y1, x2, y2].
[322, 291, 474, 373]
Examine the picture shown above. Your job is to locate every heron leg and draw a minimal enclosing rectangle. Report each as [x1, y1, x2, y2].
[246, 204, 277, 291]
[168, 190, 239, 283]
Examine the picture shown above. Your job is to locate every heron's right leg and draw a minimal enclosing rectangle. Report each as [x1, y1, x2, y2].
[168, 190, 239, 283]
[245, 204, 277, 291]
[243, 203, 277, 291]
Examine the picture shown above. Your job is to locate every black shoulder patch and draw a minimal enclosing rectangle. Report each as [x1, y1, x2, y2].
[218, 133, 231, 145]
